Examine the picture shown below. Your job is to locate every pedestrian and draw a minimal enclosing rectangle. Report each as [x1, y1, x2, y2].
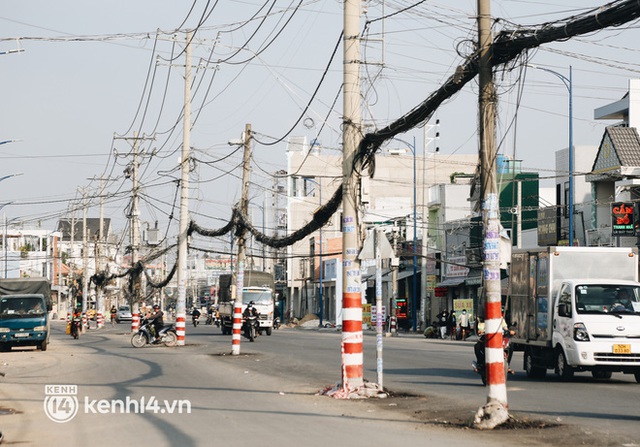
[437, 309, 449, 339]
[459, 309, 470, 339]
[447, 309, 456, 340]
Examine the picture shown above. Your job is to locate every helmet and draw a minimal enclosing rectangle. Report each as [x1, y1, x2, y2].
[248, 301, 255, 307]
[153, 304, 160, 310]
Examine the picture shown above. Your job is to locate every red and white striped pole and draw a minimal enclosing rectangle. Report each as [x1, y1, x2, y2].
[473, 0, 509, 429]
[175, 309, 185, 344]
[342, 288, 363, 390]
[131, 303, 140, 333]
[340, 0, 364, 392]
[231, 265, 244, 355]
[231, 124, 251, 356]
[131, 312, 139, 332]
[96, 311, 104, 329]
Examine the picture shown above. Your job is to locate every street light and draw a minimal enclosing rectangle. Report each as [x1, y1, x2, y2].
[528, 64, 574, 246]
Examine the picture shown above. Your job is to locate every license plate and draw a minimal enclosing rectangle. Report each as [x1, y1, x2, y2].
[613, 344, 631, 354]
[13, 333, 29, 338]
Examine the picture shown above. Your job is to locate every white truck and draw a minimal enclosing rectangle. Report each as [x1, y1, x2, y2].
[218, 270, 275, 336]
[508, 246, 640, 382]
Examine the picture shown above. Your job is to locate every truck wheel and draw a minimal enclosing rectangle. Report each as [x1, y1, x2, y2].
[524, 350, 546, 379]
[40, 340, 48, 351]
[555, 348, 574, 381]
[266, 327, 272, 336]
[591, 370, 612, 380]
[634, 372, 640, 383]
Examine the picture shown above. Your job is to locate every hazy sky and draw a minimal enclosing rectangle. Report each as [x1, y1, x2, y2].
[0, 1, 638, 248]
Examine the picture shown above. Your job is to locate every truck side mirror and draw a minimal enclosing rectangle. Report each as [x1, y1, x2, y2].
[557, 303, 571, 318]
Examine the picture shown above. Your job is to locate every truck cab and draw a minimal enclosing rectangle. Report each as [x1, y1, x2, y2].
[0, 294, 50, 351]
[552, 280, 640, 381]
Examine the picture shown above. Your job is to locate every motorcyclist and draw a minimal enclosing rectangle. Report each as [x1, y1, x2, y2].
[192, 307, 201, 326]
[243, 301, 259, 319]
[474, 319, 514, 373]
[70, 307, 82, 338]
[243, 301, 259, 337]
[148, 304, 164, 342]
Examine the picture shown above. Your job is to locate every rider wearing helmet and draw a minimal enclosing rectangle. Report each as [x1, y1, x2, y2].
[243, 301, 259, 318]
[148, 304, 164, 342]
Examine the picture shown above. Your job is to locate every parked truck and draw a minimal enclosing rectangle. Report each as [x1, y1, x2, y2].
[218, 271, 275, 336]
[508, 246, 640, 382]
[0, 277, 52, 351]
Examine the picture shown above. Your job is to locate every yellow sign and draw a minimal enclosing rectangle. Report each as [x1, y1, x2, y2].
[362, 304, 372, 325]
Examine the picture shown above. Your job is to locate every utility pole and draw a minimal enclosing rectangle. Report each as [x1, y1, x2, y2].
[97, 179, 104, 328]
[390, 225, 398, 335]
[341, 0, 364, 391]
[176, 30, 193, 346]
[131, 132, 142, 332]
[474, 0, 509, 428]
[232, 123, 252, 356]
[115, 133, 153, 332]
[69, 207, 76, 315]
[82, 189, 88, 332]
[92, 175, 111, 329]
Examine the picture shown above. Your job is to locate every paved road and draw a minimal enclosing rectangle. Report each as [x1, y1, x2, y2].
[0, 320, 639, 446]
[0, 321, 490, 447]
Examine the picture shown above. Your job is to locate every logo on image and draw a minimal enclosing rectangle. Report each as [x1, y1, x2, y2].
[43, 385, 79, 423]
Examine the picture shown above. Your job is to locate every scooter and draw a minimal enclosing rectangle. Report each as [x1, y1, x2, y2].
[243, 314, 259, 342]
[70, 316, 82, 339]
[273, 316, 281, 330]
[472, 328, 514, 385]
[205, 313, 214, 325]
[131, 318, 178, 348]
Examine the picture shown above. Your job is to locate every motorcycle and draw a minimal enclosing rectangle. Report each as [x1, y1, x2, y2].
[273, 316, 281, 330]
[70, 315, 82, 339]
[192, 313, 200, 327]
[205, 313, 213, 325]
[472, 327, 514, 385]
[243, 314, 259, 342]
[131, 318, 178, 348]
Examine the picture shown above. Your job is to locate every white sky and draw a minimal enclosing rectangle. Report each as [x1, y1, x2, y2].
[0, 1, 639, 249]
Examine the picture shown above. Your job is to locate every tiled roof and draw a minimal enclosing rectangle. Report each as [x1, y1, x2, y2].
[587, 126, 640, 182]
[609, 126, 640, 166]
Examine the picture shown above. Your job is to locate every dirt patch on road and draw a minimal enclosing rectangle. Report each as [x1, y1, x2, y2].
[368, 393, 630, 446]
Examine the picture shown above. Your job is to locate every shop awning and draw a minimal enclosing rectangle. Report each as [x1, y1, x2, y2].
[435, 277, 466, 287]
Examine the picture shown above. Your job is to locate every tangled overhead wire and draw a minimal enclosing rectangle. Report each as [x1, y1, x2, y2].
[91, 0, 640, 297]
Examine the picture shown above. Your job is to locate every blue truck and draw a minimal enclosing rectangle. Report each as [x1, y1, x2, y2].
[0, 278, 52, 351]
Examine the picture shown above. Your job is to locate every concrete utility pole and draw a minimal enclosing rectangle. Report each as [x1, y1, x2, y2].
[176, 30, 193, 346]
[94, 176, 109, 329]
[131, 132, 142, 332]
[390, 226, 398, 335]
[82, 190, 88, 332]
[97, 178, 105, 328]
[232, 123, 252, 356]
[341, 0, 364, 391]
[69, 208, 75, 314]
[474, 0, 509, 428]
